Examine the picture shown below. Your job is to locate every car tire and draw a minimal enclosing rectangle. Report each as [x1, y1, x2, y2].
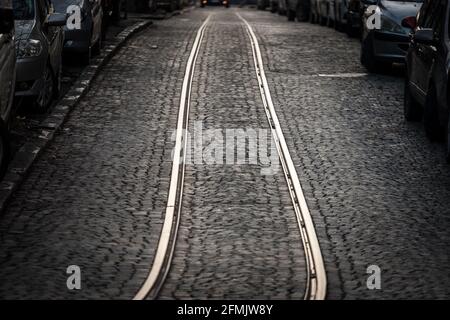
[270, 2, 277, 13]
[92, 36, 102, 56]
[360, 35, 389, 73]
[296, 5, 307, 22]
[446, 116, 450, 163]
[53, 64, 62, 99]
[35, 64, 54, 113]
[424, 85, 444, 141]
[310, 11, 317, 23]
[287, 9, 295, 21]
[404, 77, 422, 122]
[346, 17, 355, 37]
[81, 47, 91, 65]
[0, 121, 10, 180]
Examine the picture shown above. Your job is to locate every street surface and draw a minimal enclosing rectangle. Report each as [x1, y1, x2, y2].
[0, 7, 449, 299]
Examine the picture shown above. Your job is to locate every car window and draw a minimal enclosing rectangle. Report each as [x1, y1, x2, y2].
[12, 0, 35, 20]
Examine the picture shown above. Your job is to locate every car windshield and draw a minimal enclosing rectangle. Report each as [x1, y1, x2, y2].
[12, 0, 34, 20]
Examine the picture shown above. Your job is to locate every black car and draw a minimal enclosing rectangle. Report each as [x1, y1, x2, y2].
[404, 0, 450, 160]
[201, 0, 229, 7]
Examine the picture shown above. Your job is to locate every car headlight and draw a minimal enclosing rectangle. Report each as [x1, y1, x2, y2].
[16, 39, 42, 59]
[381, 15, 405, 34]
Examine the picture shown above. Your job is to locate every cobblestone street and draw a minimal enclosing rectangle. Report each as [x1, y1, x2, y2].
[0, 6, 449, 300]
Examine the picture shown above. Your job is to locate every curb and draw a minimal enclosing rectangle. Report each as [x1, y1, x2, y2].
[0, 19, 153, 213]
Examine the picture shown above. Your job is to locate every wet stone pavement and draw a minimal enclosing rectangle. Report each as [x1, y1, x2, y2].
[0, 7, 449, 300]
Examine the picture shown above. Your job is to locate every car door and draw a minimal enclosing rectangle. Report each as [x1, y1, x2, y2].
[0, 0, 15, 121]
[411, 0, 446, 99]
[39, 0, 63, 76]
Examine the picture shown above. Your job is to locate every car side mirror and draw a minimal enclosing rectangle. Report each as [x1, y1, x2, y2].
[402, 16, 417, 30]
[414, 29, 436, 46]
[0, 8, 14, 34]
[47, 13, 67, 27]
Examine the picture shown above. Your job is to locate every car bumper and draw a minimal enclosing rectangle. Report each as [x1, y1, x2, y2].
[372, 30, 410, 63]
[63, 28, 91, 54]
[14, 55, 46, 97]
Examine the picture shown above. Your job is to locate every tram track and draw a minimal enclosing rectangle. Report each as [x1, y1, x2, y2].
[135, 11, 326, 300]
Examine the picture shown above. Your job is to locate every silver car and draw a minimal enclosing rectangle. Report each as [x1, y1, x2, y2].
[361, 0, 423, 72]
[14, 0, 66, 111]
[53, 0, 103, 65]
[0, 0, 16, 175]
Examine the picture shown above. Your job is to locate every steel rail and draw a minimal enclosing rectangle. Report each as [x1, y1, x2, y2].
[134, 14, 211, 300]
[237, 12, 327, 300]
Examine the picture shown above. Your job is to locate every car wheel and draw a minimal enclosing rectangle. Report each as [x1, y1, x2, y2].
[81, 47, 91, 65]
[287, 9, 295, 21]
[346, 17, 355, 37]
[424, 85, 444, 141]
[35, 64, 54, 113]
[446, 116, 450, 163]
[296, 4, 307, 22]
[0, 122, 10, 179]
[360, 35, 389, 72]
[54, 64, 62, 99]
[270, 2, 277, 13]
[93, 34, 102, 56]
[334, 6, 341, 30]
[404, 77, 422, 121]
[149, 0, 157, 12]
[309, 10, 316, 23]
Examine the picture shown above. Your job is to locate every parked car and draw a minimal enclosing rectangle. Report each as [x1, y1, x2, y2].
[318, 0, 329, 25]
[158, 0, 182, 11]
[269, 0, 279, 12]
[0, 0, 16, 176]
[334, 0, 349, 30]
[404, 0, 450, 160]
[257, 0, 269, 10]
[201, 0, 228, 7]
[345, 0, 363, 36]
[360, 0, 422, 72]
[53, 0, 103, 65]
[278, 0, 287, 15]
[13, 0, 66, 112]
[285, 0, 310, 21]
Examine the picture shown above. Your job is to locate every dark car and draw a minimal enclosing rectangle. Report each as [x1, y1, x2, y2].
[345, 0, 363, 36]
[0, 0, 16, 175]
[158, 0, 183, 11]
[13, 0, 66, 111]
[360, 0, 422, 72]
[201, 0, 229, 7]
[53, 0, 103, 65]
[285, 0, 311, 21]
[404, 0, 450, 160]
